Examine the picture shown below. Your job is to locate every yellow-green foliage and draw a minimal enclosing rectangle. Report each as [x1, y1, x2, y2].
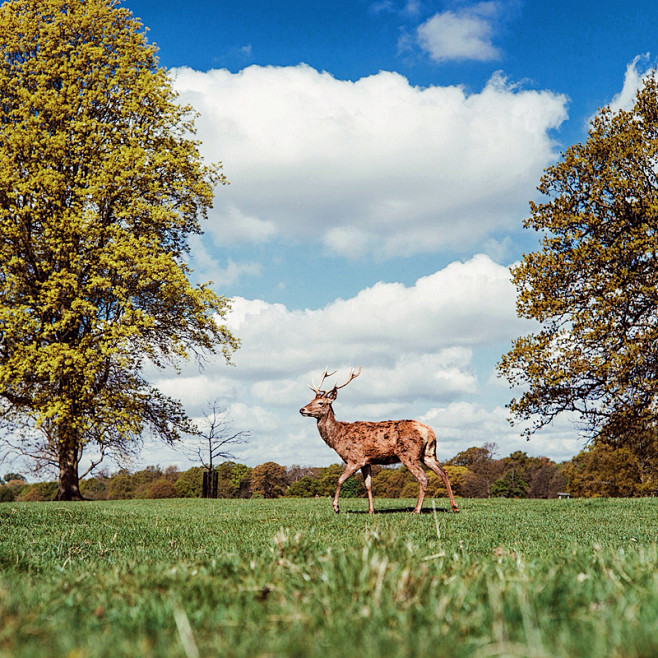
[0, 0, 237, 495]
[565, 440, 658, 497]
[499, 75, 658, 447]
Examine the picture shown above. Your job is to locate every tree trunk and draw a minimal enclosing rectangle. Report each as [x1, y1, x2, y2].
[202, 470, 218, 498]
[55, 428, 83, 501]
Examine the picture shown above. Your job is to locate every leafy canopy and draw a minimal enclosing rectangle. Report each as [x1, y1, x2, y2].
[0, 0, 237, 485]
[499, 75, 658, 444]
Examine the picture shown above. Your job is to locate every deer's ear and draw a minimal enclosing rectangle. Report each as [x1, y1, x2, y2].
[325, 387, 338, 401]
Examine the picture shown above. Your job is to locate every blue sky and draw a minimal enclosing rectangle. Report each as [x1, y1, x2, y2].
[130, 0, 654, 145]
[110, 0, 656, 470]
[125, 0, 657, 307]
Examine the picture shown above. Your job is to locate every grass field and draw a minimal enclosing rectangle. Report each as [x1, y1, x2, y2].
[0, 497, 656, 657]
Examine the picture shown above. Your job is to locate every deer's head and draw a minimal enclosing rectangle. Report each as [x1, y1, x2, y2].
[299, 367, 361, 419]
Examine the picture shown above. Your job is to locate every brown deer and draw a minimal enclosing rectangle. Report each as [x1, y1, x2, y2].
[299, 367, 460, 514]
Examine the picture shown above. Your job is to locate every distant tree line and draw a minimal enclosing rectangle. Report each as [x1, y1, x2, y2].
[2, 438, 655, 503]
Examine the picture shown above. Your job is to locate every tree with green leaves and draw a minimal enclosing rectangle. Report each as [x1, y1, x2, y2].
[448, 443, 501, 497]
[3, 472, 26, 484]
[499, 75, 658, 456]
[0, 0, 237, 500]
[564, 443, 643, 498]
[250, 462, 288, 499]
[491, 470, 529, 499]
[528, 464, 567, 499]
[173, 466, 204, 498]
[286, 475, 322, 498]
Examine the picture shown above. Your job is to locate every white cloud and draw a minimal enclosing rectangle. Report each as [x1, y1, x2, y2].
[372, 0, 421, 16]
[420, 402, 584, 462]
[210, 205, 277, 244]
[225, 254, 524, 376]
[606, 54, 653, 114]
[416, 2, 501, 63]
[171, 64, 567, 259]
[126, 254, 584, 469]
[188, 235, 261, 286]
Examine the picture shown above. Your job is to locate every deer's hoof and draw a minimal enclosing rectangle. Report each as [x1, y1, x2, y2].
[334, 506, 340, 514]
[452, 507, 460, 514]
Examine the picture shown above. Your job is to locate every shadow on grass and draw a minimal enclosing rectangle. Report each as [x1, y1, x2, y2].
[345, 506, 454, 515]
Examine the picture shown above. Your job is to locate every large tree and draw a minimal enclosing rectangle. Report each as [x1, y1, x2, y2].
[499, 75, 658, 456]
[0, 0, 238, 499]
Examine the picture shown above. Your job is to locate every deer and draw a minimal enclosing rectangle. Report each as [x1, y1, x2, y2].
[299, 367, 460, 515]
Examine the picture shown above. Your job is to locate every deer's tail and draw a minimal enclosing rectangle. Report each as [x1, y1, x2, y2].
[415, 422, 438, 460]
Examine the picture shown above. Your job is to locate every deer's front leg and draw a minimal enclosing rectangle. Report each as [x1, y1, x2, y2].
[333, 462, 361, 513]
[361, 465, 374, 514]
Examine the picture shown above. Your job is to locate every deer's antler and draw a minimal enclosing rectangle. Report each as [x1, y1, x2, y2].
[309, 367, 337, 395]
[334, 366, 362, 390]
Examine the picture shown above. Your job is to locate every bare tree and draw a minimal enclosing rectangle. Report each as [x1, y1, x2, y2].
[185, 400, 250, 498]
[449, 442, 500, 498]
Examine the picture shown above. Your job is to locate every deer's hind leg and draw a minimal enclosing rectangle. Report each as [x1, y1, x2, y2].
[399, 456, 428, 514]
[423, 455, 460, 512]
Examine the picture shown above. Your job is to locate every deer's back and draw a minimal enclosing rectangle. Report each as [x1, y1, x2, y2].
[341, 419, 433, 465]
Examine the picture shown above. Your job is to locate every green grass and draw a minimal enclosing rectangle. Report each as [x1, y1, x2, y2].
[1, 497, 656, 657]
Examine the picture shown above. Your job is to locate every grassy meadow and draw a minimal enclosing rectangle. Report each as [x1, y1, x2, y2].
[0, 497, 656, 657]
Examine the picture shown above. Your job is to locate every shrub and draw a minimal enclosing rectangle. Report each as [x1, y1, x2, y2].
[340, 475, 366, 498]
[174, 467, 203, 497]
[0, 486, 17, 502]
[287, 476, 321, 498]
[106, 471, 135, 499]
[18, 481, 57, 502]
[147, 479, 176, 499]
[399, 481, 419, 499]
[80, 477, 109, 500]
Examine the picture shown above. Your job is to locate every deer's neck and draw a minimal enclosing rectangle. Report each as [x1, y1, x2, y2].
[317, 408, 345, 451]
